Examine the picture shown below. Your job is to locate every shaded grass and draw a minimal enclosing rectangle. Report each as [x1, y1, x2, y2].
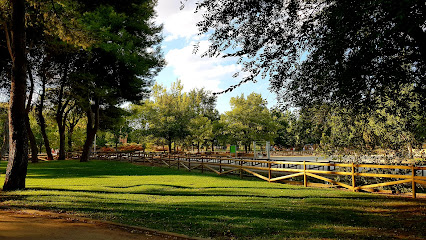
[0, 160, 425, 239]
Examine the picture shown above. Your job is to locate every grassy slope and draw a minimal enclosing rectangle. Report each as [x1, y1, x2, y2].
[0, 160, 425, 239]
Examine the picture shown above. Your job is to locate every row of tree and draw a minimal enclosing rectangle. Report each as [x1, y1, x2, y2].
[1, 0, 424, 192]
[129, 81, 279, 153]
[126, 81, 424, 157]
[0, 0, 163, 190]
[0, 76, 421, 167]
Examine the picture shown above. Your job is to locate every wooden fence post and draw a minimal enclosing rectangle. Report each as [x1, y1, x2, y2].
[188, 154, 191, 171]
[303, 161, 307, 187]
[412, 165, 416, 199]
[201, 156, 204, 173]
[219, 158, 222, 174]
[240, 160, 243, 179]
[151, 153, 154, 166]
[177, 155, 180, 170]
[268, 162, 271, 182]
[352, 163, 356, 192]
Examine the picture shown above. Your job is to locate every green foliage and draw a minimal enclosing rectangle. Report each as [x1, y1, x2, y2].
[272, 110, 296, 148]
[80, 1, 163, 76]
[98, 106, 132, 147]
[194, 0, 425, 111]
[222, 93, 279, 150]
[300, 85, 425, 157]
[140, 81, 192, 148]
[1, 160, 425, 239]
[131, 81, 217, 152]
[187, 115, 213, 151]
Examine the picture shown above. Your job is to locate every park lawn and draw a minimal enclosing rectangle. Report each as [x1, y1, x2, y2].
[0, 160, 425, 240]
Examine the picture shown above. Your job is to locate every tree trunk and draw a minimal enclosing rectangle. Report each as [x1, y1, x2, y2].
[407, 142, 413, 159]
[167, 139, 172, 153]
[80, 99, 99, 162]
[0, 115, 9, 161]
[244, 144, 248, 153]
[26, 63, 38, 163]
[36, 78, 53, 160]
[25, 115, 38, 163]
[3, 0, 28, 191]
[81, 127, 96, 162]
[67, 128, 74, 152]
[55, 61, 70, 160]
[55, 61, 69, 160]
[66, 106, 81, 153]
[57, 123, 66, 160]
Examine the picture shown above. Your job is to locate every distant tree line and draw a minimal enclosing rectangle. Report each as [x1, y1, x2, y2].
[125, 81, 424, 157]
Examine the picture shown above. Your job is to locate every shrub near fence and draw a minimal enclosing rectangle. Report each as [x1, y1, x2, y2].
[67, 151, 426, 198]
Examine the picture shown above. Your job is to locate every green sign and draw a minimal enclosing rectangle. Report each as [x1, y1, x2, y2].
[230, 145, 236, 153]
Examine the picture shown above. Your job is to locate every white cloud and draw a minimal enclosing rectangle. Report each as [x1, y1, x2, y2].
[154, 1, 241, 93]
[153, 1, 277, 112]
[155, 0, 203, 42]
[165, 40, 241, 92]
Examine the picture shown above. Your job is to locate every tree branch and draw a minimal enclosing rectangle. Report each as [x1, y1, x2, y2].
[26, 62, 35, 113]
[3, 22, 13, 60]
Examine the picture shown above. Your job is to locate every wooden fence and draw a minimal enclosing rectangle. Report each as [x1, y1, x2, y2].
[67, 151, 426, 198]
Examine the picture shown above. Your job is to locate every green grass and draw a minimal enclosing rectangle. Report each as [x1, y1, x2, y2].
[1, 160, 425, 239]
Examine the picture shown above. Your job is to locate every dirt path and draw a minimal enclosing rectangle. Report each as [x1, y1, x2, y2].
[0, 209, 200, 240]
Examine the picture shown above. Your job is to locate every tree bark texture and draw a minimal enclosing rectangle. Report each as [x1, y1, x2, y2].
[3, 0, 28, 191]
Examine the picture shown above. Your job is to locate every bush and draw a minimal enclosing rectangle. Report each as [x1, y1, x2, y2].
[118, 144, 144, 152]
[100, 147, 115, 152]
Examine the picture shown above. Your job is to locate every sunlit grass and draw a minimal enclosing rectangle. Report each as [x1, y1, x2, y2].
[0, 160, 424, 239]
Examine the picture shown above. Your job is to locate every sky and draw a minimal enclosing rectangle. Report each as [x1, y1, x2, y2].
[154, 0, 277, 113]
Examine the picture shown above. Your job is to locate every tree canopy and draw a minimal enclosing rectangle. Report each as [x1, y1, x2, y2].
[0, 0, 163, 189]
[221, 93, 279, 152]
[194, 0, 425, 110]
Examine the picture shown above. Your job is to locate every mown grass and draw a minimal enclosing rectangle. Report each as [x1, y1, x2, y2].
[0, 160, 425, 239]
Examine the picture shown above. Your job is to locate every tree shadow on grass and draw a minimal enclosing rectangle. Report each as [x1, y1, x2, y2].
[2, 160, 425, 239]
[25, 187, 384, 201]
[2, 188, 424, 240]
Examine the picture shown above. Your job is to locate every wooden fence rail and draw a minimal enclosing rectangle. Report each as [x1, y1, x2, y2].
[65, 151, 426, 198]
